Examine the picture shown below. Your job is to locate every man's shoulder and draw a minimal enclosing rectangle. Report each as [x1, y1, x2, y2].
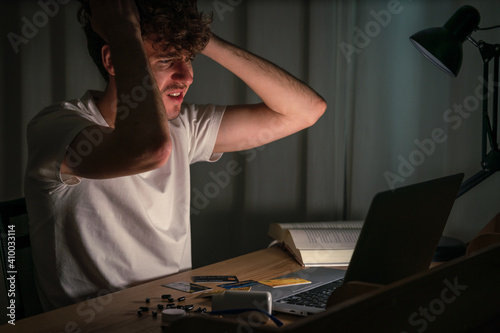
[177, 102, 225, 122]
[29, 90, 103, 127]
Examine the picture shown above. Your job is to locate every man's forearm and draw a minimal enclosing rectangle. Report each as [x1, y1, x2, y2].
[91, 0, 171, 165]
[110, 36, 170, 149]
[61, 0, 172, 178]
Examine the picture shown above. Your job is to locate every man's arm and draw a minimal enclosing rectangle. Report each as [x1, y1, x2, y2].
[202, 34, 327, 154]
[60, 0, 171, 179]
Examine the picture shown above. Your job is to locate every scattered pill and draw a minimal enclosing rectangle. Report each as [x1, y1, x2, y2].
[177, 296, 186, 302]
[193, 307, 206, 313]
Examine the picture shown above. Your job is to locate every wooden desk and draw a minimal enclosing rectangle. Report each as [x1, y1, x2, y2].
[2, 246, 314, 333]
[165, 243, 500, 333]
[3, 243, 500, 332]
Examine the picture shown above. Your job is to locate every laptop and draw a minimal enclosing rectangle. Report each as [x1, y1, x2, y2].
[251, 173, 464, 316]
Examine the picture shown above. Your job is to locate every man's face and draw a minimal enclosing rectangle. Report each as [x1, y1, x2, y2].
[144, 40, 194, 120]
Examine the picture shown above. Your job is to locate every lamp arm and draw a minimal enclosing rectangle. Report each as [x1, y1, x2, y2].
[457, 168, 496, 198]
[476, 42, 497, 156]
[493, 50, 498, 148]
[477, 42, 499, 159]
[458, 41, 500, 197]
[467, 35, 479, 47]
[481, 51, 490, 162]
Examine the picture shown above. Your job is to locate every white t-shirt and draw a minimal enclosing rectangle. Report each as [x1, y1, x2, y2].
[24, 90, 225, 311]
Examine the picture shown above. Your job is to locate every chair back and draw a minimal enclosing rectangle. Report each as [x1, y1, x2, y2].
[0, 198, 43, 319]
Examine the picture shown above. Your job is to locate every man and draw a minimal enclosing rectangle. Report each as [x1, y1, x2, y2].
[25, 0, 326, 311]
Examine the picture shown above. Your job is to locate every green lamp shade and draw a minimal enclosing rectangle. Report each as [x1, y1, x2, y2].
[409, 5, 480, 77]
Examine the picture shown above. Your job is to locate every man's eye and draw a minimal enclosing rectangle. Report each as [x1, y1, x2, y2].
[159, 60, 174, 68]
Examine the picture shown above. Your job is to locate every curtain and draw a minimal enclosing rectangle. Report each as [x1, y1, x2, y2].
[347, 0, 500, 244]
[1, 0, 499, 270]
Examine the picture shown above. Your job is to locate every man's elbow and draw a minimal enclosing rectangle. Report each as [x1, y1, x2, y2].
[305, 97, 327, 128]
[146, 137, 172, 169]
[129, 133, 172, 172]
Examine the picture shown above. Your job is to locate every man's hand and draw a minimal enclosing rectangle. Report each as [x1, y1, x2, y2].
[89, 0, 141, 43]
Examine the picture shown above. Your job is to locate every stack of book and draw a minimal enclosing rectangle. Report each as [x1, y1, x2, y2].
[268, 221, 364, 266]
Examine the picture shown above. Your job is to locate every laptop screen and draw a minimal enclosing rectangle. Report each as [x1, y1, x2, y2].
[343, 173, 464, 285]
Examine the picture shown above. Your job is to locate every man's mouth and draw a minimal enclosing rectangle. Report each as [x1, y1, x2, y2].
[166, 90, 185, 104]
[163, 84, 187, 104]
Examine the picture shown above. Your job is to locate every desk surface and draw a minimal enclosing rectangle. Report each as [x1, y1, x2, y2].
[3, 244, 500, 332]
[3, 246, 328, 333]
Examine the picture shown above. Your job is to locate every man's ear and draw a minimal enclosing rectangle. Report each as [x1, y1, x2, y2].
[101, 45, 115, 77]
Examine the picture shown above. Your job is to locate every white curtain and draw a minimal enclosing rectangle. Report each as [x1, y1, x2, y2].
[1, 0, 499, 269]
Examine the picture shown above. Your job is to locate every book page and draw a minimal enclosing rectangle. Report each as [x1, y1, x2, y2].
[287, 228, 360, 250]
[280, 221, 363, 230]
[268, 221, 363, 242]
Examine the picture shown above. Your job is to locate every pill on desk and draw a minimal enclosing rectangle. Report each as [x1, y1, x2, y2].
[162, 309, 186, 324]
[161, 294, 171, 299]
[145, 298, 150, 303]
[152, 310, 158, 318]
[177, 296, 186, 302]
[137, 310, 143, 316]
[166, 303, 176, 309]
[157, 304, 165, 309]
[168, 297, 174, 302]
[139, 306, 149, 311]
[184, 304, 194, 311]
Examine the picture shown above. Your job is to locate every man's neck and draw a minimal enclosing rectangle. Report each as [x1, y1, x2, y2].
[96, 80, 118, 128]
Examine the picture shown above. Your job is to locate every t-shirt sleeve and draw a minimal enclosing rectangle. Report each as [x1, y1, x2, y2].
[26, 102, 97, 185]
[182, 104, 225, 164]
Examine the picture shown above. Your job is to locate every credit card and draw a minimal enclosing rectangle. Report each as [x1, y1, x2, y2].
[258, 277, 311, 288]
[200, 287, 252, 298]
[192, 276, 239, 283]
[217, 280, 258, 289]
[162, 282, 212, 293]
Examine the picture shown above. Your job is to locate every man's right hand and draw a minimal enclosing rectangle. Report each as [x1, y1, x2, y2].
[89, 0, 141, 43]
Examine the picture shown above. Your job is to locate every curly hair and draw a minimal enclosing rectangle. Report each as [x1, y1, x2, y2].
[77, 0, 213, 81]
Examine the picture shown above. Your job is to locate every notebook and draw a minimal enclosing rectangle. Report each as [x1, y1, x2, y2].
[251, 173, 464, 316]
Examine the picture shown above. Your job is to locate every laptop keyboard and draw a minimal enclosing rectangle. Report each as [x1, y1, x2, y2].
[276, 278, 344, 309]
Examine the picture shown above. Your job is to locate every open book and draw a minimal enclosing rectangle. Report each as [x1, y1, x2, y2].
[268, 221, 364, 267]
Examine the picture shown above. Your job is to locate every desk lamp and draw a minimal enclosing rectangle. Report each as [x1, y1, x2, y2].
[410, 5, 500, 198]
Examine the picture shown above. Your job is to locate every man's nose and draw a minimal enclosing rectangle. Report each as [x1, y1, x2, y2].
[171, 61, 193, 85]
